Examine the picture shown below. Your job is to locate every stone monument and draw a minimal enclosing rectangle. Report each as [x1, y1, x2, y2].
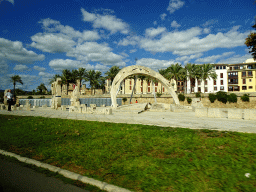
[70, 85, 80, 107]
[51, 78, 62, 109]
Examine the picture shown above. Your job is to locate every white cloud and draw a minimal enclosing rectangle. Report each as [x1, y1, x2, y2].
[33, 66, 46, 71]
[136, 58, 176, 71]
[196, 52, 235, 63]
[0, 0, 14, 5]
[81, 8, 129, 34]
[0, 38, 45, 63]
[171, 20, 181, 28]
[203, 28, 211, 34]
[0, 60, 8, 74]
[82, 31, 100, 41]
[140, 26, 250, 56]
[30, 33, 76, 53]
[145, 27, 166, 38]
[167, 0, 185, 14]
[217, 54, 252, 64]
[14, 64, 29, 71]
[117, 35, 141, 46]
[130, 49, 137, 53]
[49, 59, 83, 71]
[153, 21, 157, 26]
[160, 13, 167, 21]
[176, 53, 203, 64]
[202, 19, 218, 27]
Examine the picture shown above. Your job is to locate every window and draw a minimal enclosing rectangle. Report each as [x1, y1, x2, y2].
[248, 71, 252, 76]
[155, 87, 157, 92]
[220, 66, 222, 69]
[178, 82, 180, 86]
[249, 79, 252, 82]
[223, 66, 226, 69]
[198, 87, 201, 92]
[243, 79, 246, 84]
[198, 80, 201, 85]
[141, 81, 143, 86]
[234, 66, 238, 70]
[148, 81, 150, 86]
[220, 86, 224, 90]
[228, 86, 233, 91]
[205, 87, 208, 92]
[130, 80, 132, 85]
[248, 65, 252, 69]
[214, 87, 217, 91]
[141, 87, 143, 92]
[242, 72, 246, 77]
[148, 87, 150, 92]
[249, 86, 253, 89]
[221, 80, 223, 85]
[214, 80, 216, 85]
[242, 86, 247, 90]
[130, 86, 132, 90]
[163, 87, 165, 92]
[220, 73, 223, 78]
[216, 66, 219, 69]
[155, 82, 158, 86]
[230, 67, 232, 70]
[205, 80, 207, 85]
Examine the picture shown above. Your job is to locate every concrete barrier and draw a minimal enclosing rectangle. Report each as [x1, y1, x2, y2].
[228, 108, 244, 119]
[195, 108, 208, 117]
[244, 109, 256, 120]
[208, 108, 221, 118]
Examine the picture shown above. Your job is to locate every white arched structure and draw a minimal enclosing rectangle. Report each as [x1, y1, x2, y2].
[110, 65, 180, 108]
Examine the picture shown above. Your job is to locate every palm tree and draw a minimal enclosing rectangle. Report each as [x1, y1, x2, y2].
[86, 70, 102, 95]
[185, 63, 200, 93]
[49, 74, 61, 85]
[11, 75, 23, 100]
[61, 69, 73, 95]
[72, 68, 88, 88]
[105, 66, 121, 85]
[200, 64, 217, 93]
[37, 83, 47, 94]
[166, 63, 184, 90]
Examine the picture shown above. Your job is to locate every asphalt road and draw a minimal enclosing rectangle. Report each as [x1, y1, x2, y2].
[0, 158, 90, 192]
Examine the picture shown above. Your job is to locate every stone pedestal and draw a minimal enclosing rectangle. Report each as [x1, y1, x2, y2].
[104, 108, 112, 115]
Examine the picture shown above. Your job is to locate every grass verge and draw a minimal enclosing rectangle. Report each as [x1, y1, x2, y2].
[0, 114, 256, 191]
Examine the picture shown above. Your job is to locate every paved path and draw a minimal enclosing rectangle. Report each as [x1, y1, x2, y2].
[1, 107, 256, 133]
[0, 157, 90, 192]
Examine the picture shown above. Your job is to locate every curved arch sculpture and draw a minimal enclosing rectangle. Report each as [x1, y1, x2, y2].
[110, 65, 180, 108]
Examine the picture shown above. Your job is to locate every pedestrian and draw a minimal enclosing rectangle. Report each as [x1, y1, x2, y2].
[135, 100, 138, 103]
[5, 89, 14, 111]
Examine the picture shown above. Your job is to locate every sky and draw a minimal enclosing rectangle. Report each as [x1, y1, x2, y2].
[0, 0, 255, 91]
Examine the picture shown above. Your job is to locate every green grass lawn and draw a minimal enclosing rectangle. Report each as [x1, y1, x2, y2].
[0, 114, 256, 192]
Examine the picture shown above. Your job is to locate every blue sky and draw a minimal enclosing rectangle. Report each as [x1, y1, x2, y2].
[0, 0, 255, 91]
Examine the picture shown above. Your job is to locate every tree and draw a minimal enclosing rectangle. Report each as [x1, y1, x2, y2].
[37, 83, 47, 94]
[61, 69, 75, 95]
[10, 75, 23, 100]
[49, 74, 61, 85]
[105, 66, 121, 85]
[185, 63, 200, 93]
[199, 64, 217, 93]
[166, 63, 185, 90]
[75, 68, 88, 88]
[245, 23, 256, 60]
[86, 70, 102, 95]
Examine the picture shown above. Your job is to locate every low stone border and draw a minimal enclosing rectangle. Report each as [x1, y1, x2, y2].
[0, 149, 132, 192]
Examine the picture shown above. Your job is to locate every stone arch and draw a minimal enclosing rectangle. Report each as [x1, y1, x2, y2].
[110, 65, 180, 108]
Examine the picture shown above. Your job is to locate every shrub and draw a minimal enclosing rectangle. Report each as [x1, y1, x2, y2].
[228, 93, 237, 103]
[208, 93, 217, 103]
[122, 97, 127, 103]
[187, 97, 192, 104]
[216, 91, 228, 104]
[27, 96, 33, 99]
[40, 96, 45, 99]
[178, 94, 185, 101]
[156, 92, 162, 98]
[241, 94, 250, 102]
[195, 92, 201, 98]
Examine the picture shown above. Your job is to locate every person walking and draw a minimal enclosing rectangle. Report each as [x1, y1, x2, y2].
[5, 89, 14, 111]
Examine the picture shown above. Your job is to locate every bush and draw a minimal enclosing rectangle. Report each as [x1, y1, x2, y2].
[178, 94, 185, 101]
[228, 93, 237, 103]
[156, 92, 162, 98]
[195, 92, 201, 98]
[208, 93, 217, 103]
[40, 96, 45, 99]
[122, 97, 127, 103]
[241, 94, 250, 102]
[216, 91, 228, 104]
[27, 96, 33, 99]
[187, 97, 192, 104]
